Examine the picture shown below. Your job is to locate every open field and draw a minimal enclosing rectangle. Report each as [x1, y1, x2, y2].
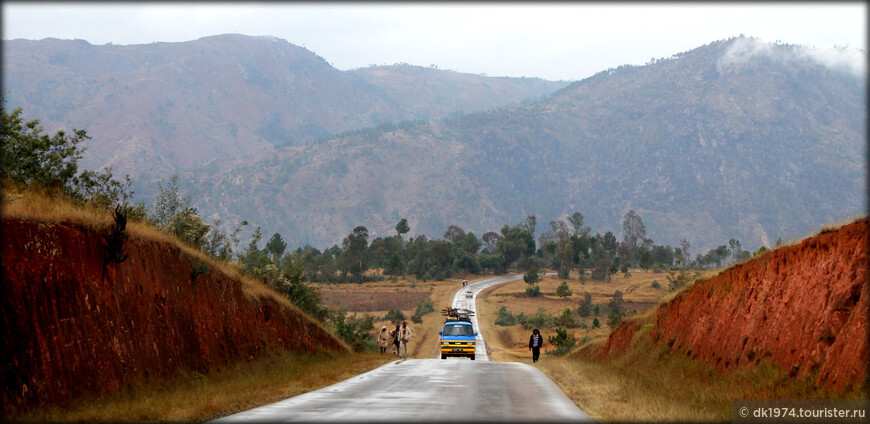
[476, 271, 674, 362]
[317, 281, 431, 312]
[314, 275, 468, 358]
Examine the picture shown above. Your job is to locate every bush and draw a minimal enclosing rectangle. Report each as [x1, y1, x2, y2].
[554, 308, 579, 328]
[384, 308, 406, 323]
[525, 285, 542, 297]
[667, 270, 697, 292]
[556, 281, 572, 298]
[651, 280, 661, 289]
[330, 308, 376, 352]
[523, 264, 542, 286]
[523, 307, 553, 330]
[414, 298, 435, 316]
[546, 327, 577, 355]
[577, 292, 592, 317]
[410, 298, 434, 324]
[607, 311, 625, 329]
[515, 312, 527, 327]
[592, 317, 601, 329]
[495, 305, 519, 326]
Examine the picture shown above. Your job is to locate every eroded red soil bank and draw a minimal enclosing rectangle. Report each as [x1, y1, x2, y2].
[1, 218, 347, 410]
[600, 219, 868, 392]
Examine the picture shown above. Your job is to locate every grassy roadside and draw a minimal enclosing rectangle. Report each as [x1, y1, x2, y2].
[11, 350, 392, 422]
[534, 328, 864, 422]
[475, 272, 868, 422]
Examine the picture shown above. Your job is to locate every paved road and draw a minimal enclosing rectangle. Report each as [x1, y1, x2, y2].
[213, 275, 593, 423]
[453, 274, 541, 361]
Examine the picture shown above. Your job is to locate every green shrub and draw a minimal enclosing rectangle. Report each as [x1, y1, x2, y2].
[554, 308, 578, 328]
[556, 281, 572, 298]
[410, 298, 434, 324]
[577, 292, 593, 317]
[651, 280, 661, 289]
[330, 308, 376, 351]
[414, 298, 435, 316]
[607, 311, 625, 329]
[495, 305, 519, 326]
[525, 285, 542, 297]
[515, 312, 527, 327]
[546, 327, 577, 355]
[523, 307, 553, 330]
[384, 308, 406, 323]
[190, 261, 212, 279]
[667, 270, 697, 292]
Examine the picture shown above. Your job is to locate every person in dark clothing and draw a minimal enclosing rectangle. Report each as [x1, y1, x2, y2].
[529, 328, 544, 363]
[390, 323, 401, 357]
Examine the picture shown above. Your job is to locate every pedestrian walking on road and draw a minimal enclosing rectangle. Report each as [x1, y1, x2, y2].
[529, 328, 544, 363]
[390, 324, 401, 356]
[377, 326, 391, 354]
[398, 321, 413, 359]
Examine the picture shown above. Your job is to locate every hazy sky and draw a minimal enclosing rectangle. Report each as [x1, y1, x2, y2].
[3, 2, 866, 81]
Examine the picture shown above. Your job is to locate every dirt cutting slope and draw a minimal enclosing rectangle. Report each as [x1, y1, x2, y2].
[600, 218, 868, 392]
[1, 218, 348, 410]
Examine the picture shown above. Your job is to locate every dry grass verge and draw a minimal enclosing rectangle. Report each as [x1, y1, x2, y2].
[534, 328, 865, 422]
[11, 349, 392, 422]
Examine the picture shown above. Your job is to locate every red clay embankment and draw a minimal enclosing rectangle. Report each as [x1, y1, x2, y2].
[600, 218, 868, 392]
[1, 218, 348, 410]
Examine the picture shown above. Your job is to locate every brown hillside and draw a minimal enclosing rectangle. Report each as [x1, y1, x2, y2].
[598, 218, 868, 392]
[0, 217, 348, 411]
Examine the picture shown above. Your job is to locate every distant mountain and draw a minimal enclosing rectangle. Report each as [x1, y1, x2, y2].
[2, 34, 568, 184]
[181, 37, 866, 252]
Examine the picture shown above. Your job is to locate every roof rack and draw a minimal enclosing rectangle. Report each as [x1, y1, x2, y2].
[441, 306, 475, 322]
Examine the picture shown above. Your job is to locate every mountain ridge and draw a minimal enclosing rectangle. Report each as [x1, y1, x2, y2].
[3, 35, 864, 252]
[180, 37, 866, 252]
[2, 34, 568, 184]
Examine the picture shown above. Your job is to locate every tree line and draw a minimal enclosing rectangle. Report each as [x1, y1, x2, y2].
[274, 209, 762, 286]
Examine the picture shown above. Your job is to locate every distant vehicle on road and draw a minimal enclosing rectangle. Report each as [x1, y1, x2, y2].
[465, 290, 473, 298]
[439, 320, 477, 360]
